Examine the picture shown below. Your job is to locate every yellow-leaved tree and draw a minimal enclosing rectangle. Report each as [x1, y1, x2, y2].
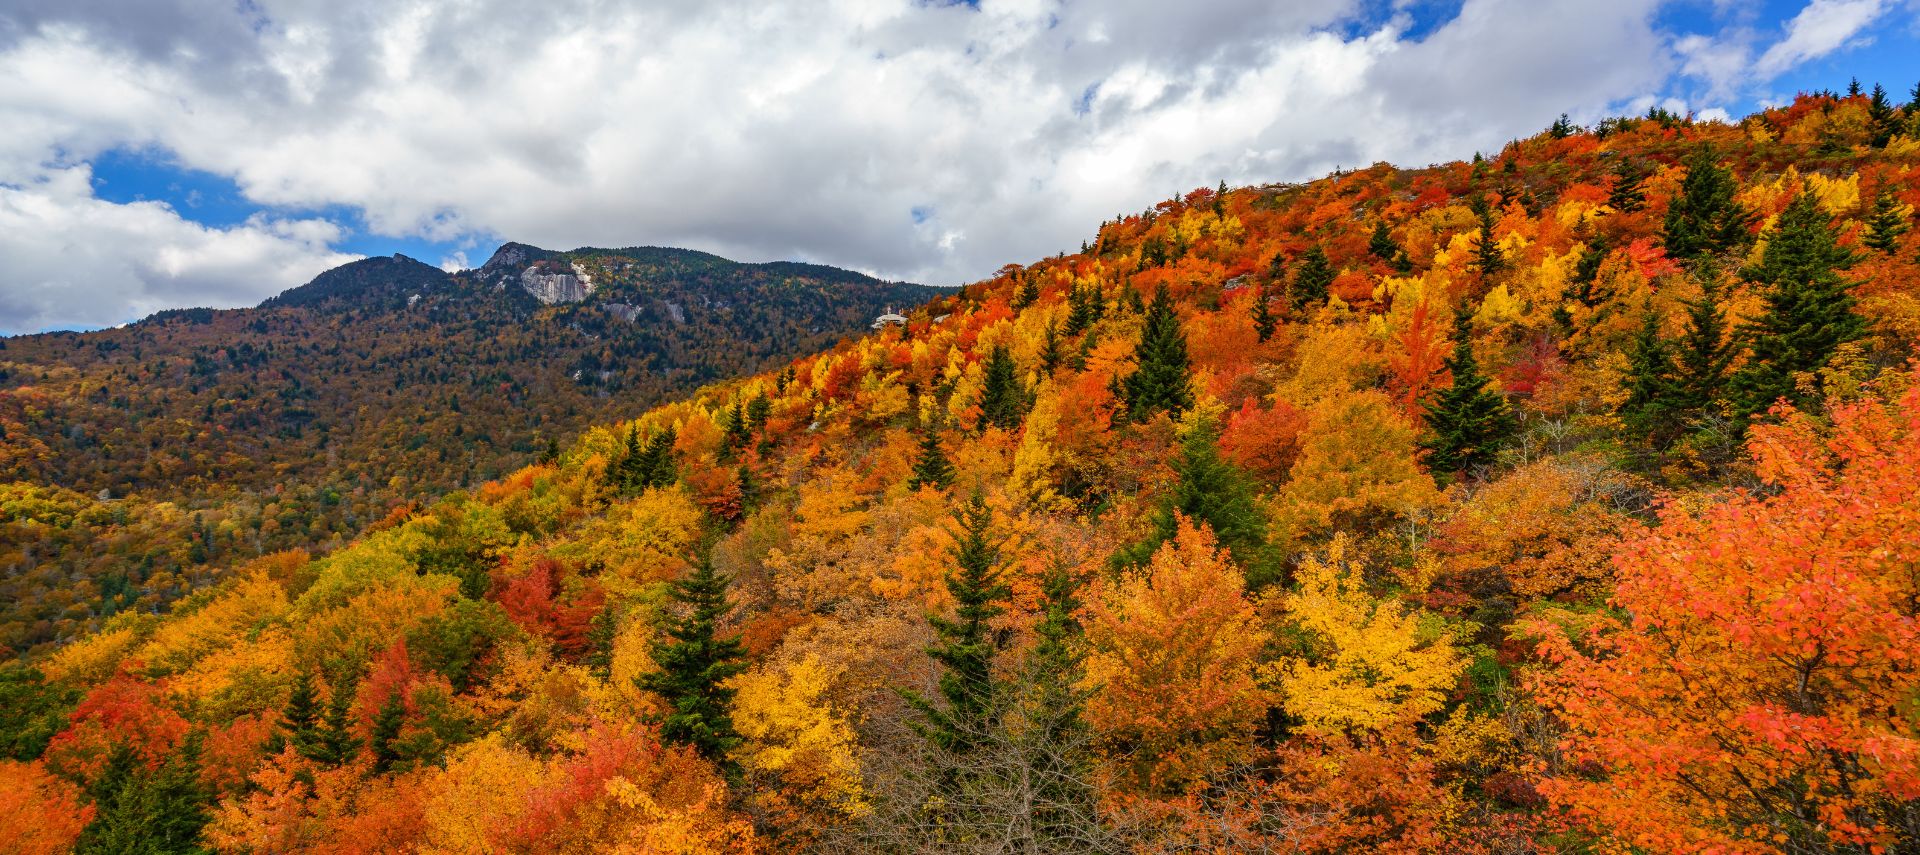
[1279, 534, 1462, 737]
[729, 654, 866, 820]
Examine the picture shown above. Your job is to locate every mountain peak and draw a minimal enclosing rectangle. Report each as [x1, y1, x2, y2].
[260, 253, 453, 310]
[479, 242, 557, 273]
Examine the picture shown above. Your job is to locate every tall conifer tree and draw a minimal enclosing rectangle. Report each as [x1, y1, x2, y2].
[1116, 416, 1278, 587]
[1674, 265, 1737, 418]
[1015, 563, 1101, 846]
[1863, 188, 1911, 253]
[1121, 285, 1194, 420]
[1252, 283, 1276, 343]
[1369, 221, 1399, 260]
[78, 739, 211, 854]
[1608, 159, 1647, 214]
[370, 691, 407, 774]
[1421, 306, 1517, 477]
[1729, 192, 1865, 417]
[904, 494, 1010, 757]
[1471, 194, 1506, 279]
[1663, 146, 1754, 261]
[1291, 245, 1335, 310]
[977, 344, 1028, 431]
[636, 559, 748, 763]
[1619, 307, 1684, 447]
[309, 674, 361, 767]
[908, 414, 957, 492]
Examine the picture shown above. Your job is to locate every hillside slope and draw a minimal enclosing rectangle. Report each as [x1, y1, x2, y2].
[4, 89, 1920, 853]
[0, 245, 937, 655]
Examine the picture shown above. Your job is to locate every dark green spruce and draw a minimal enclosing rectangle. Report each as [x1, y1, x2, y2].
[903, 494, 1010, 758]
[908, 414, 957, 492]
[1421, 306, 1517, 478]
[1619, 306, 1684, 448]
[976, 344, 1029, 432]
[1121, 285, 1194, 420]
[1116, 416, 1278, 587]
[1662, 146, 1754, 262]
[635, 558, 748, 763]
[77, 737, 212, 855]
[1290, 245, 1335, 310]
[1862, 188, 1910, 254]
[1728, 191, 1865, 418]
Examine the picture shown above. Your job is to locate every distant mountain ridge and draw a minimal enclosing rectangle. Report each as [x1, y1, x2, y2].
[0, 242, 939, 654]
[258, 254, 454, 310]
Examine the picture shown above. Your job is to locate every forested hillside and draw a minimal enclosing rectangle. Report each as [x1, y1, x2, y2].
[0, 246, 935, 656]
[4, 85, 1920, 853]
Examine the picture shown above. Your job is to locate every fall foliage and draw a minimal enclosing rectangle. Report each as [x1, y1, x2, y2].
[4, 88, 1920, 853]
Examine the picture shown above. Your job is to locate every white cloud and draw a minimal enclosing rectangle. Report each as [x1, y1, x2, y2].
[0, 166, 356, 333]
[1755, 0, 1887, 78]
[0, 0, 1710, 329]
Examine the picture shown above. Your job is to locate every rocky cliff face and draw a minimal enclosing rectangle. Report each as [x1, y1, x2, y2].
[478, 242, 596, 304]
[519, 264, 594, 304]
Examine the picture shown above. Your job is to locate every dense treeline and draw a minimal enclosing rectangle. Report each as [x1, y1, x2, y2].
[4, 85, 1920, 853]
[0, 247, 935, 656]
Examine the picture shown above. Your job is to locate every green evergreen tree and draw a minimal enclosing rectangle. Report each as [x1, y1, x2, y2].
[903, 494, 1009, 758]
[746, 394, 772, 435]
[1729, 192, 1866, 418]
[635, 559, 747, 763]
[1116, 417, 1278, 587]
[1673, 265, 1737, 418]
[1863, 188, 1911, 253]
[613, 426, 648, 493]
[1121, 285, 1194, 420]
[1368, 221, 1398, 260]
[1038, 322, 1063, 375]
[1470, 194, 1506, 279]
[1014, 276, 1041, 310]
[78, 737, 211, 854]
[1421, 306, 1518, 478]
[908, 415, 957, 492]
[1290, 245, 1335, 310]
[617, 426, 678, 493]
[1608, 159, 1647, 214]
[1251, 282, 1276, 343]
[1548, 113, 1575, 139]
[1868, 83, 1899, 148]
[0, 665, 77, 761]
[370, 691, 407, 774]
[1619, 307, 1684, 448]
[976, 344, 1028, 431]
[309, 674, 361, 767]
[1014, 562, 1101, 846]
[268, 671, 321, 758]
[1064, 284, 1101, 335]
[1567, 235, 1612, 311]
[1663, 146, 1754, 262]
[720, 400, 750, 456]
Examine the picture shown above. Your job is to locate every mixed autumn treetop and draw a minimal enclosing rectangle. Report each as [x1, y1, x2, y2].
[4, 84, 1920, 853]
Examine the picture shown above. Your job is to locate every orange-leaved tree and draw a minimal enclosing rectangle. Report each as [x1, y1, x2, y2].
[1081, 516, 1272, 793]
[1529, 376, 1920, 853]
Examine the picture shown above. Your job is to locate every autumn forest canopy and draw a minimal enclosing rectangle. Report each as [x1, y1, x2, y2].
[6, 84, 1920, 853]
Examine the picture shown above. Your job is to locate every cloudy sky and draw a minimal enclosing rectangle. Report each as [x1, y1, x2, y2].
[1, 0, 1916, 334]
